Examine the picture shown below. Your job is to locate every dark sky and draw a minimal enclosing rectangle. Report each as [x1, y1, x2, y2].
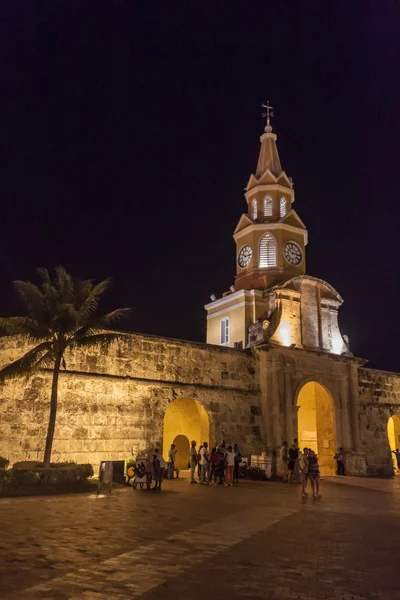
[1, 2, 399, 370]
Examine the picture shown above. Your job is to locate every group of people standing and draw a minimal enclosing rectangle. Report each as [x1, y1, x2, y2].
[188, 440, 241, 486]
[277, 439, 346, 498]
[278, 440, 322, 497]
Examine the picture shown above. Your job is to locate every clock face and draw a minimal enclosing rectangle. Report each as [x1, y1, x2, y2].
[284, 241, 302, 265]
[238, 244, 252, 268]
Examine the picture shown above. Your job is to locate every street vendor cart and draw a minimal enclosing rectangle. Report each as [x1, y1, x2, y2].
[128, 453, 155, 490]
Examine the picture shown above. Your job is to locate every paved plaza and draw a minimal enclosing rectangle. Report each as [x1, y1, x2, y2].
[0, 475, 399, 600]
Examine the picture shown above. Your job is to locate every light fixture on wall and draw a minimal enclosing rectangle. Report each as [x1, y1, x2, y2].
[278, 321, 291, 347]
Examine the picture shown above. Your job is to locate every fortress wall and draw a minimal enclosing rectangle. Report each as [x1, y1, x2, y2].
[358, 367, 400, 475]
[0, 334, 263, 466]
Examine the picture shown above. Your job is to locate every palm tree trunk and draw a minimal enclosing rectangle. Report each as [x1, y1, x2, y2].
[43, 354, 62, 467]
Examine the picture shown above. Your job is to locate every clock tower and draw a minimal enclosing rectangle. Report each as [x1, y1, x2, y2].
[205, 106, 349, 357]
[234, 108, 307, 291]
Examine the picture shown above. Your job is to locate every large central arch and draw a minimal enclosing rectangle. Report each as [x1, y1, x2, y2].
[163, 397, 209, 469]
[297, 381, 337, 476]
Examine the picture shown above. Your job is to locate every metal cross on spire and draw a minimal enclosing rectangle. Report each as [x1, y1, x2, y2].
[261, 101, 274, 130]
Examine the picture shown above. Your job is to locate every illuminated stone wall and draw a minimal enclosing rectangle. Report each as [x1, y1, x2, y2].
[1, 333, 400, 476]
[0, 334, 263, 467]
[358, 367, 400, 476]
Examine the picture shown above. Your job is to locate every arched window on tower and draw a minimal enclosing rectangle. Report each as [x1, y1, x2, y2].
[220, 317, 230, 345]
[280, 197, 287, 218]
[259, 233, 277, 268]
[251, 199, 258, 220]
[263, 196, 273, 217]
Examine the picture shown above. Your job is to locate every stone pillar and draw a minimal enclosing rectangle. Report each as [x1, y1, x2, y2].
[259, 352, 273, 451]
[339, 377, 351, 450]
[348, 363, 362, 451]
[272, 366, 282, 447]
[284, 367, 294, 443]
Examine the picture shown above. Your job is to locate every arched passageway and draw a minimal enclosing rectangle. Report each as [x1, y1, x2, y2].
[387, 415, 400, 472]
[172, 435, 190, 470]
[297, 381, 337, 476]
[163, 397, 209, 468]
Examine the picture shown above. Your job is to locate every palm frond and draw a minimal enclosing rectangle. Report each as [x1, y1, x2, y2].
[73, 279, 94, 307]
[55, 266, 75, 304]
[68, 331, 126, 351]
[0, 316, 51, 339]
[13, 281, 45, 321]
[76, 279, 111, 326]
[37, 267, 58, 310]
[94, 308, 131, 327]
[0, 341, 53, 382]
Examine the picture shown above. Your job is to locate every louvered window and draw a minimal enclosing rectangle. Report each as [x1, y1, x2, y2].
[251, 199, 258, 220]
[263, 196, 273, 216]
[259, 233, 277, 268]
[220, 317, 230, 345]
[280, 197, 287, 218]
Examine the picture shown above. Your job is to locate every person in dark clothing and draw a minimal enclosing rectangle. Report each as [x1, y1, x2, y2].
[233, 443, 241, 483]
[307, 450, 321, 497]
[209, 447, 220, 485]
[288, 443, 299, 483]
[334, 447, 345, 476]
[217, 445, 227, 485]
[391, 448, 400, 471]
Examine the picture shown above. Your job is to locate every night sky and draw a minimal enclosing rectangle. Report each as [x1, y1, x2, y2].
[1, 2, 399, 370]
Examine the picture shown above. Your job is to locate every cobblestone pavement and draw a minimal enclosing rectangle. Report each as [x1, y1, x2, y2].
[1, 475, 399, 600]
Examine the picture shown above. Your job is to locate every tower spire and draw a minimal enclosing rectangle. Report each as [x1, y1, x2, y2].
[255, 101, 282, 178]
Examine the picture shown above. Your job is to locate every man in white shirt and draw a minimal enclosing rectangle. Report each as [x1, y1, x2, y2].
[154, 448, 167, 490]
[167, 444, 177, 479]
[199, 442, 210, 484]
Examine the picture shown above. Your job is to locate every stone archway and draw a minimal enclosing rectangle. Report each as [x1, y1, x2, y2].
[162, 397, 209, 466]
[387, 414, 400, 472]
[172, 435, 190, 469]
[297, 381, 337, 476]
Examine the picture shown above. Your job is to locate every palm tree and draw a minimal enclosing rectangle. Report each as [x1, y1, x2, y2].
[0, 266, 130, 466]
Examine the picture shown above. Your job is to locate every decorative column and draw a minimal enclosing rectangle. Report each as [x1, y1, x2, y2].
[339, 376, 351, 450]
[284, 367, 294, 443]
[272, 366, 282, 446]
[348, 362, 362, 451]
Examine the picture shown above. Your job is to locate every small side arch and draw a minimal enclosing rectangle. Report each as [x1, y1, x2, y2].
[163, 397, 210, 466]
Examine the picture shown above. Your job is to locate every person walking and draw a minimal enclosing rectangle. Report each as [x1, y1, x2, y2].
[197, 445, 203, 480]
[298, 447, 309, 497]
[200, 442, 210, 484]
[217, 445, 227, 485]
[153, 448, 167, 490]
[307, 449, 321, 497]
[167, 443, 177, 479]
[293, 438, 300, 482]
[288, 443, 298, 483]
[277, 441, 289, 482]
[225, 445, 235, 486]
[334, 447, 345, 476]
[392, 448, 400, 471]
[189, 440, 198, 484]
[233, 443, 241, 483]
[209, 447, 220, 485]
